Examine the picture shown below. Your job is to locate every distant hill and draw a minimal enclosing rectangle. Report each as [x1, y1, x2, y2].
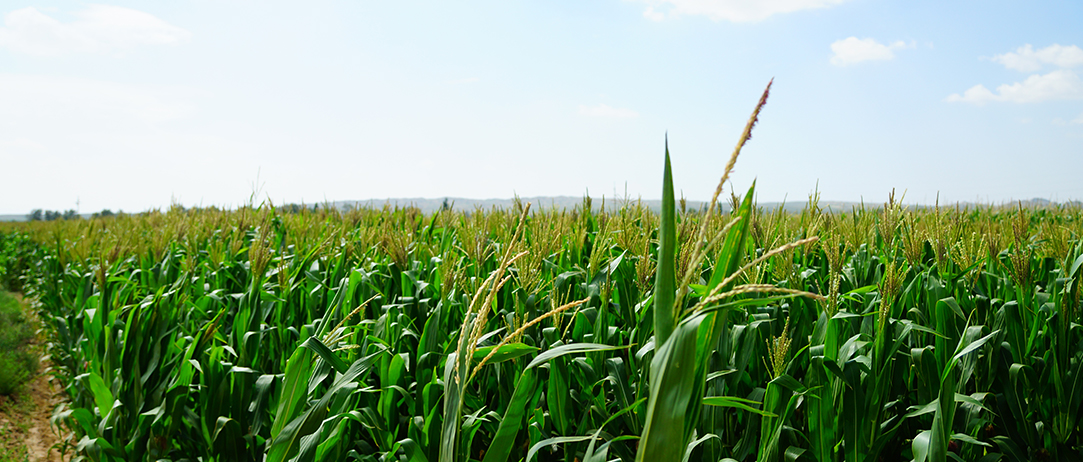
[333, 197, 893, 215]
[4, 197, 1079, 221]
[334, 196, 721, 214]
[325, 196, 1083, 214]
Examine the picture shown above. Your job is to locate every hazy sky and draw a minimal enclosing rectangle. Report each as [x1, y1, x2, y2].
[1, 1, 1082, 214]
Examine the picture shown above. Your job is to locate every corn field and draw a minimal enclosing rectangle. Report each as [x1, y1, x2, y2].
[2, 86, 1083, 462]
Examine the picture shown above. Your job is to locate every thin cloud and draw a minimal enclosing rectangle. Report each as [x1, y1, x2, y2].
[643, 6, 667, 21]
[946, 70, 1083, 104]
[991, 44, 1083, 73]
[449, 77, 480, 84]
[949, 43, 1083, 105]
[633, 0, 851, 23]
[0, 5, 190, 56]
[578, 104, 639, 118]
[829, 37, 912, 66]
[1073, 112, 1083, 124]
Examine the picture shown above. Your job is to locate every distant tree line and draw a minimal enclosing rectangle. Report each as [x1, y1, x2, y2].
[26, 209, 126, 221]
[169, 204, 320, 214]
[279, 203, 322, 214]
[26, 209, 80, 221]
[91, 209, 120, 219]
[25, 203, 326, 222]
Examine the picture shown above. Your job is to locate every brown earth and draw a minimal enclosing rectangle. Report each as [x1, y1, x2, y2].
[0, 292, 65, 461]
[21, 372, 64, 462]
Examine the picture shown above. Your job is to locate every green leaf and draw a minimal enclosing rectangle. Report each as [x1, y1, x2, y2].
[83, 372, 114, 419]
[655, 139, 677, 347]
[212, 417, 245, 460]
[524, 343, 625, 370]
[527, 435, 595, 462]
[1069, 252, 1083, 278]
[270, 346, 314, 439]
[913, 430, 931, 462]
[471, 343, 539, 366]
[548, 356, 571, 435]
[683, 433, 720, 462]
[481, 369, 538, 462]
[707, 181, 755, 291]
[702, 396, 775, 417]
[637, 315, 705, 462]
[266, 350, 382, 462]
[949, 329, 1000, 369]
[301, 336, 349, 374]
[952, 432, 992, 448]
[583, 400, 645, 462]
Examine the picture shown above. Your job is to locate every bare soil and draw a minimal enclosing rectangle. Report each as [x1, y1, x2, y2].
[0, 293, 65, 461]
[21, 373, 63, 462]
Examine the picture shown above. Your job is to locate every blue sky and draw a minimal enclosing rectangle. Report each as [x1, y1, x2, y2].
[1, 1, 1081, 213]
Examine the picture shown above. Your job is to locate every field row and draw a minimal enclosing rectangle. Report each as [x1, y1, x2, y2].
[2, 187, 1082, 462]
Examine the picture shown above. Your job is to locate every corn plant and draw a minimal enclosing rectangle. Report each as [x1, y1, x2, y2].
[2, 84, 1083, 462]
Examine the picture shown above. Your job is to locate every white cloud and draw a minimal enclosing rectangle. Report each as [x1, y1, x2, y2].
[643, 6, 667, 21]
[633, 0, 850, 23]
[991, 44, 1083, 72]
[1073, 112, 1083, 124]
[829, 37, 912, 66]
[946, 70, 1083, 104]
[578, 104, 639, 118]
[951, 44, 1083, 105]
[0, 5, 190, 56]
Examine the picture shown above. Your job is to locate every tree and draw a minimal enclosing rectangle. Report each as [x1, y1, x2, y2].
[27, 209, 43, 221]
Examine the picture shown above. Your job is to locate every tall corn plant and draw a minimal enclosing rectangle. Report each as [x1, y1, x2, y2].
[637, 80, 823, 462]
[438, 203, 614, 462]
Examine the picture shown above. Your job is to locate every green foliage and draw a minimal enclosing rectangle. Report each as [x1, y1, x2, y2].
[0, 232, 38, 292]
[0, 292, 38, 396]
[2, 87, 1083, 461]
[26, 209, 81, 222]
[4, 189, 1083, 461]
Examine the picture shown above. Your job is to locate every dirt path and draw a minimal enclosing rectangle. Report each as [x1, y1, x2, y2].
[0, 292, 65, 461]
[23, 372, 64, 462]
